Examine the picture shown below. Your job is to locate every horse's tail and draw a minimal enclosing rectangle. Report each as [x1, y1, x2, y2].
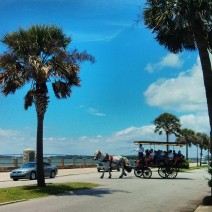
[122, 157, 130, 165]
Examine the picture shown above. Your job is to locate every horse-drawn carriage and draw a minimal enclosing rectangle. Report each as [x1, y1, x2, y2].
[133, 141, 185, 179]
[93, 141, 185, 179]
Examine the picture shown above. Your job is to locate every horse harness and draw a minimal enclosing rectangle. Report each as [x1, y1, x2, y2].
[103, 154, 114, 162]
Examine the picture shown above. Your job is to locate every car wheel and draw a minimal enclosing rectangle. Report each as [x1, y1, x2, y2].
[50, 171, 56, 178]
[30, 172, 36, 180]
[97, 169, 100, 172]
[13, 179, 18, 181]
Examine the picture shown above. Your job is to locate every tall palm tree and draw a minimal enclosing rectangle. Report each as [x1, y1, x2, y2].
[196, 132, 210, 166]
[176, 128, 196, 160]
[153, 113, 181, 151]
[0, 25, 94, 187]
[141, 0, 212, 160]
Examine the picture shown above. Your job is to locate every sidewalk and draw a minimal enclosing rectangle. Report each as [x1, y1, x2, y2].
[195, 205, 212, 212]
[57, 167, 97, 176]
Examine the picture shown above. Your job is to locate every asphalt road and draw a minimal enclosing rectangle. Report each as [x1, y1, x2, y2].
[0, 168, 210, 212]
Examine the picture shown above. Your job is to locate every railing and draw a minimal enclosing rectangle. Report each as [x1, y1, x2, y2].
[0, 154, 97, 172]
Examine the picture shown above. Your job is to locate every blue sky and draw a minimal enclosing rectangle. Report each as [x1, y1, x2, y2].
[0, 0, 210, 158]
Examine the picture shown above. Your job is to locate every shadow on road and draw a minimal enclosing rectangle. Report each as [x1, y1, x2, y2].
[141, 177, 194, 180]
[58, 187, 131, 197]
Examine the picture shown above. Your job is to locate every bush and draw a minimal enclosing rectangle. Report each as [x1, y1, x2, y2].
[178, 159, 189, 169]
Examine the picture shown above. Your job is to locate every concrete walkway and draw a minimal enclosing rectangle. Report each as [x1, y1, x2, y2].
[57, 167, 97, 176]
[195, 205, 212, 212]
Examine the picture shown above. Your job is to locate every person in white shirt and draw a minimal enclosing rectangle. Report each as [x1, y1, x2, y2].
[134, 144, 144, 160]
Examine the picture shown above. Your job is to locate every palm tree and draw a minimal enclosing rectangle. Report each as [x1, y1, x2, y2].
[196, 132, 210, 166]
[141, 0, 212, 163]
[153, 113, 181, 151]
[0, 25, 94, 187]
[176, 128, 196, 160]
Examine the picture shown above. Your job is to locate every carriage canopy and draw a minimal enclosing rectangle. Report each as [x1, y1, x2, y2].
[133, 141, 185, 147]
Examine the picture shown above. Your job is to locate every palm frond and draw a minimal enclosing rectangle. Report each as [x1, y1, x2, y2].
[24, 90, 35, 110]
[143, 0, 211, 53]
[0, 24, 94, 106]
[52, 81, 73, 99]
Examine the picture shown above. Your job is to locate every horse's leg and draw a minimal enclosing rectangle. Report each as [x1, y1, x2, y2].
[119, 163, 124, 178]
[108, 161, 112, 178]
[123, 161, 127, 176]
[123, 167, 127, 176]
[100, 169, 105, 179]
[108, 169, 111, 178]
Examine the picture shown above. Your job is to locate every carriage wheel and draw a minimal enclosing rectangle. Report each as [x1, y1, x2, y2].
[134, 169, 143, 178]
[166, 167, 178, 179]
[158, 167, 167, 178]
[142, 167, 152, 178]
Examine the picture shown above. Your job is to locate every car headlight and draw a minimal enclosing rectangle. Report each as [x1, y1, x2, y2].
[21, 171, 28, 174]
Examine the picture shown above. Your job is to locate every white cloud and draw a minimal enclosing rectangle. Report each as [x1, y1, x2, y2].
[71, 30, 122, 43]
[180, 112, 210, 133]
[115, 125, 155, 140]
[159, 53, 183, 68]
[0, 128, 18, 137]
[145, 53, 183, 73]
[144, 57, 206, 112]
[87, 107, 106, 117]
[0, 119, 209, 157]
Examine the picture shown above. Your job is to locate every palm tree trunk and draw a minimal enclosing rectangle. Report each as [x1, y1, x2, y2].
[34, 83, 48, 187]
[194, 27, 212, 148]
[166, 132, 169, 152]
[197, 46, 212, 140]
[193, 22, 212, 195]
[36, 114, 45, 187]
[186, 144, 188, 160]
[200, 148, 203, 166]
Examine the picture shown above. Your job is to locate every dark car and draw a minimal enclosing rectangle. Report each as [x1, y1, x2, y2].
[10, 162, 58, 181]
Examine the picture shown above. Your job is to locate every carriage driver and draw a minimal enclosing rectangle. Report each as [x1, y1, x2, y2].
[134, 144, 144, 160]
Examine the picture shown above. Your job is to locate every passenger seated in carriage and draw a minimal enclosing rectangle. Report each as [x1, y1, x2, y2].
[173, 150, 177, 157]
[144, 149, 154, 166]
[154, 150, 165, 165]
[177, 150, 184, 158]
[167, 150, 174, 160]
[173, 150, 185, 165]
[145, 149, 150, 157]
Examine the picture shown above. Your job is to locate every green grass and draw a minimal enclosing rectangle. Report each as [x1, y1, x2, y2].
[0, 182, 99, 204]
[179, 165, 208, 172]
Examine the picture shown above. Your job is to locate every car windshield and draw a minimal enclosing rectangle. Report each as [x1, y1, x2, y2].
[21, 163, 36, 168]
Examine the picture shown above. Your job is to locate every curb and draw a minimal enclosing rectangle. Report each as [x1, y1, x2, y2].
[194, 205, 212, 212]
[0, 199, 27, 206]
